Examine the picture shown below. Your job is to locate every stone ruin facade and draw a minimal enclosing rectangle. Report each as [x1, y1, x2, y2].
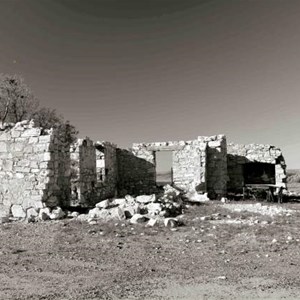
[0, 121, 70, 218]
[127, 135, 227, 198]
[227, 143, 287, 193]
[0, 121, 287, 218]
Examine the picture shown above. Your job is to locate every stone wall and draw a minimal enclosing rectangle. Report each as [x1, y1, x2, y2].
[119, 139, 209, 196]
[0, 120, 289, 218]
[198, 135, 228, 198]
[117, 148, 156, 197]
[0, 121, 70, 218]
[70, 138, 97, 207]
[95, 141, 118, 200]
[227, 143, 287, 192]
[171, 141, 207, 192]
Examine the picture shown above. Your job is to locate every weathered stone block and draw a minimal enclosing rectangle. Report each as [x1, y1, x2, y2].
[0, 142, 8, 152]
[11, 204, 26, 218]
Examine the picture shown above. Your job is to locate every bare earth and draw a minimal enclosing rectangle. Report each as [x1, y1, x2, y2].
[1, 201, 300, 299]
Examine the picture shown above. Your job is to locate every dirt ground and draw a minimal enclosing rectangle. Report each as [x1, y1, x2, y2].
[1, 201, 300, 300]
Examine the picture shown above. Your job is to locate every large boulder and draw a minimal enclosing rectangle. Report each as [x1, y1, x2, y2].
[11, 205, 26, 218]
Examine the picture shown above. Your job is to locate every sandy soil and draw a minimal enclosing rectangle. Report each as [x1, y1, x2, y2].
[1, 201, 300, 299]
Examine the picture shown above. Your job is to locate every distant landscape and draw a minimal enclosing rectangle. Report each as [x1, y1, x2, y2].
[156, 171, 172, 186]
[286, 169, 300, 193]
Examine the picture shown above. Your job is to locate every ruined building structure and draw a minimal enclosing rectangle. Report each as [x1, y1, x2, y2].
[0, 121, 287, 218]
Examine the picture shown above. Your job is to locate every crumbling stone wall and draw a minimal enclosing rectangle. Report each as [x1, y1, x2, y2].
[0, 121, 70, 218]
[0, 120, 288, 218]
[227, 143, 287, 192]
[95, 141, 118, 200]
[70, 140, 118, 206]
[119, 139, 208, 196]
[172, 140, 207, 192]
[70, 138, 97, 207]
[198, 135, 227, 198]
[117, 148, 156, 197]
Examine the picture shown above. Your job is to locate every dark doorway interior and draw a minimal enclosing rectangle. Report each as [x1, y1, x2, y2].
[243, 162, 275, 184]
[155, 151, 173, 186]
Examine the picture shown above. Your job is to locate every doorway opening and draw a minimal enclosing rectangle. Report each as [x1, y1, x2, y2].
[155, 151, 173, 186]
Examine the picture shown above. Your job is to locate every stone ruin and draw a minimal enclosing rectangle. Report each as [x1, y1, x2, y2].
[0, 121, 287, 219]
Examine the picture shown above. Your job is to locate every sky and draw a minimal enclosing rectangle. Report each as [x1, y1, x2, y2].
[0, 0, 300, 168]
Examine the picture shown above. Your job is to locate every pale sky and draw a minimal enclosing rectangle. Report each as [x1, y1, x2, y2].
[0, 0, 300, 168]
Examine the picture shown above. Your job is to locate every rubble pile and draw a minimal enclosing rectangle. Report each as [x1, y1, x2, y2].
[0, 184, 211, 226]
[81, 184, 186, 227]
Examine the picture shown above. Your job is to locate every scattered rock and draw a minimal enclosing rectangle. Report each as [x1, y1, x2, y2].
[38, 207, 51, 221]
[146, 218, 158, 227]
[136, 194, 156, 204]
[114, 198, 126, 206]
[164, 218, 178, 228]
[130, 214, 149, 224]
[49, 207, 65, 220]
[11, 204, 26, 218]
[200, 216, 211, 221]
[88, 220, 97, 225]
[186, 191, 210, 203]
[123, 203, 140, 218]
[221, 197, 228, 203]
[77, 214, 89, 222]
[70, 211, 79, 218]
[146, 202, 163, 216]
[26, 207, 38, 222]
[125, 195, 136, 204]
[95, 199, 110, 209]
[109, 206, 126, 220]
[88, 207, 110, 220]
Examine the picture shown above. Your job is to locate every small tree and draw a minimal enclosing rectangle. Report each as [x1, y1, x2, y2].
[0, 74, 38, 126]
[0, 74, 78, 143]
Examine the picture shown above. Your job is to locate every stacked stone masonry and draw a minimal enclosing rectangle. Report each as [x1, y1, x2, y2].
[0, 121, 70, 218]
[70, 138, 97, 207]
[227, 143, 287, 192]
[95, 142, 118, 200]
[0, 122, 288, 217]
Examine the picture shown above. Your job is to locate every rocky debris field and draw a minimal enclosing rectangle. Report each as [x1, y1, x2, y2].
[4, 185, 209, 228]
[2, 197, 300, 299]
